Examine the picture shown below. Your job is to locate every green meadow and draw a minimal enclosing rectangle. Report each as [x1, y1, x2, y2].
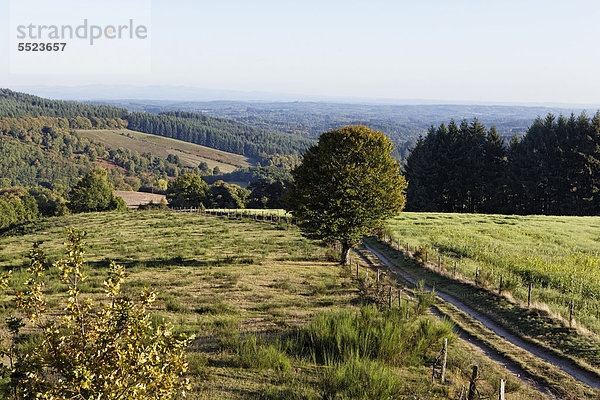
[386, 213, 600, 333]
[0, 211, 546, 399]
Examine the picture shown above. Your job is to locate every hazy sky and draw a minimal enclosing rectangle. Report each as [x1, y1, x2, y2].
[2, 0, 600, 104]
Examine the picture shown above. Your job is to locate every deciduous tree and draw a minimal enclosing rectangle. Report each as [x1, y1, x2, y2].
[286, 126, 406, 264]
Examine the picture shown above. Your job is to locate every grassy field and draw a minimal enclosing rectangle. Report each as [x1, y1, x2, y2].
[385, 213, 600, 333]
[114, 190, 166, 207]
[0, 211, 545, 399]
[78, 128, 252, 172]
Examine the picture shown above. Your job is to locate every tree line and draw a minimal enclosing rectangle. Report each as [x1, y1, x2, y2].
[125, 111, 312, 162]
[166, 174, 288, 209]
[0, 116, 207, 192]
[0, 168, 128, 231]
[404, 113, 600, 215]
[0, 89, 127, 119]
[0, 169, 289, 231]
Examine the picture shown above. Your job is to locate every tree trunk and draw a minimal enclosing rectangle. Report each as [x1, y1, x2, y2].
[340, 242, 351, 265]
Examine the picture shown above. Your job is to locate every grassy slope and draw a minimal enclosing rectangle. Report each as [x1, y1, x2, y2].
[113, 190, 166, 207]
[387, 213, 600, 333]
[0, 211, 544, 399]
[78, 129, 252, 173]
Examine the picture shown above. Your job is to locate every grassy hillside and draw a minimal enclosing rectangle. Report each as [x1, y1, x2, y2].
[386, 213, 600, 333]
[78, 128, 252, 173]
[0, 211, 545, 399]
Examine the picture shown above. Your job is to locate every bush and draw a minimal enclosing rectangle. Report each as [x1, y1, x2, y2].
[0, 229, 193, 399]
[413, 245, 429, 263]
[235, 334, 290, 373]
[0, 187, 40, 230]
[28, 186, 68, 216]
[320, 357, 401, 400]
[68, 168, 115, 212]
[110, 195, 128, 211]
[293, 303, 455, 367]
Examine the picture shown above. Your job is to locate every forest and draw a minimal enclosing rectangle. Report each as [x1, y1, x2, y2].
[0, 89, 312, 165]
[2, 88, 600, 218]
[0, 115, 206, 190]
[404, 114, 600, 215]
[95, 99, 591, 160]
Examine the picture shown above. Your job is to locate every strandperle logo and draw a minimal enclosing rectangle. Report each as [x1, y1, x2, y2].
[16, 19, 148, 45]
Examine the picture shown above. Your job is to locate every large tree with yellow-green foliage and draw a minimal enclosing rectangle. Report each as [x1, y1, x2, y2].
[285, 126, 407, 264]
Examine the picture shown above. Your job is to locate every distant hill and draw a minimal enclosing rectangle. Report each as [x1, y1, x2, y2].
[0, 89, 313, 163]
[78, 128, 251, 173]
[93, 99, 594, 154]
[0, 89, 128, 119]
[0, 115, 207, 191]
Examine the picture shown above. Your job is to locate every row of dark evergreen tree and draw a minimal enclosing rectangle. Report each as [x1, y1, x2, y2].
[404, 113, 600, 215]
[0, 89, 127, 119]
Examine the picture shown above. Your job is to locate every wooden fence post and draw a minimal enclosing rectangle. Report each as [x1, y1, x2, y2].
[475, 267, 479, 286]
[467, 366, 478, 400]
[441, 338, 448, 383]
[499, 275, 503, 295]
[458, 385, 466, 400]
[377, 270, 380, 287]
[388, 286, 392, 309]
[406, 242, 409, 255]
[569, 299, 574, 328]
[454, 261, 457, 277]
[398, 289, 402, 308]
[356, 262, 359, 279]
[499, 379, 505, 400]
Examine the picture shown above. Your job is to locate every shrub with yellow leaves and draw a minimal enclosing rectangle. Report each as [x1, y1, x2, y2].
[0, 228, 193, 399]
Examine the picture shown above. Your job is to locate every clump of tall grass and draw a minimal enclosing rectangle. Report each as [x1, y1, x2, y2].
[320, 356, 401, 400]
[260, 381, 318, 400]
[230, 334, 291, 373]
[291, 303, 455, 367]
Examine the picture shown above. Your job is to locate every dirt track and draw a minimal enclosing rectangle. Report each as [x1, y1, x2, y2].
[363, 243, 600, 392]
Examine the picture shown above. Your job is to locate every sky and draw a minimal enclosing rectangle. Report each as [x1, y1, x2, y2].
[1, 0, 600, 105]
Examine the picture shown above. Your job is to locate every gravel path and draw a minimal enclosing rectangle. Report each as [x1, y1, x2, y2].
[363, 243, 600, 391]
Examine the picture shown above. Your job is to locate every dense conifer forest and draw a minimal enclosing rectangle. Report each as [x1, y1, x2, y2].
[404, 114, 600, 215]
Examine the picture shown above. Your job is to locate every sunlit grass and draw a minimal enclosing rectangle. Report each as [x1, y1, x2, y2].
[387, 212, 600, 332]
